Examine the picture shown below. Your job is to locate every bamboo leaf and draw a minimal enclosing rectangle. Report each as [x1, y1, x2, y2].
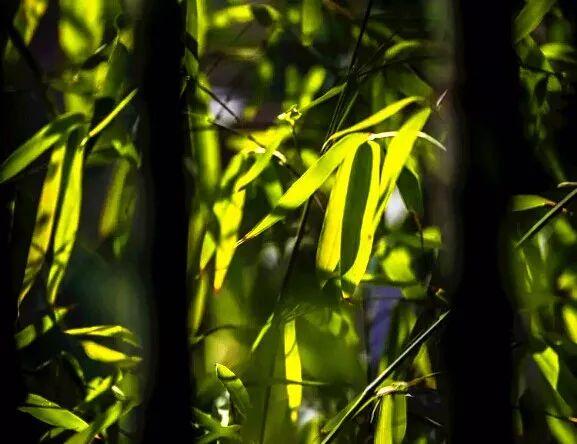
[66, 401, 124, 444]
[65, 325, 140, 347]
[19, 394, 88, 431]
[59, 0, 104, 63]
[240, 133, 368, 243]
[513, 0, 557, 43]
[215, 363, 251, 421]
[325, 97, 422, 147]
[512, 194, 556, 211]
[0, 113, 85, 183]
[47, 143, 84, 304]
[341, 141, 381, 299]
[300, 83, 345, 113]
[284, 319, 302, 422]
[374, 394, 407, 444]
[80, 341, 141, 367]
[302, 0, 322, 46]
[373, 108, 432, 231]
[15, 308, 69, 349]
[316, 147, 357, 281]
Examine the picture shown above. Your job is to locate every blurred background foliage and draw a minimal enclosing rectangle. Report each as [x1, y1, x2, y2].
[3, 0, 577, 443]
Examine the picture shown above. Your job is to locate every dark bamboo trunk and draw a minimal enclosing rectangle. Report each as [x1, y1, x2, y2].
[444, 1, 519, 441]
[137, 0, 196, 441]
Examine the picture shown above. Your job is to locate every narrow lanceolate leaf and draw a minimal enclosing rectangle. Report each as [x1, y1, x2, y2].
[513, 0, 557, 43]
[325, 97, 421, 147]
[15, 307, 69, 349]
[66, 401, 124, 444]
[19, 394, 88, 431]
[302, 0, 322, 46]
[240, 133, 368, 243]
[373, 108, 432, 231]
[214, 189, 246, 291]
[19, 145, 65, 305]
[0, 113, 84, 183]
[65, 325, 140, 347]
[375, 394, 407, 444]
[316, 148, 357, 281]
[341, 141, 380, 300]
[300, 83, 345, 113]
[47, 144, 84, 304]
[215, 364, 251, 420]
[80, 341, 141, 367]
[86, 89, 138, 140]
[512, 194, 556, 211]
[284, 320, 302, 422]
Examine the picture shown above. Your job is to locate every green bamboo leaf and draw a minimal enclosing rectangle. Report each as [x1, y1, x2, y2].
[59, 0, 104, 63]
[66, 401, 124, 444]
[18, 145, 65, 305]
[65, 325, 140, 347]
[325, 97, 422, 147]
[15, 308, 69, 349]
[80, 341, 141, 367]
[302, 0, 322, 46]
[300, 83, 345, 113]
[515, 188, 577, 248]
[541, 42, 577, 64]
[513, 0, 557, 44]
[215, 363, 251, 420]
[373, 108, 432, 231]
[284, 319, 302, 422]
[192, 408, 242, 444]
[47, 143, 84, 304]
[375, 394, 407, 444]
[85, 89, 137, 141]
[0, 113, 85, 183]
[512, 194, 556, 211]
[19, 394, 88, 431]
[240, 133, 368, 243]
[316, 147, 357, 281]
[341, 141, 381, 299]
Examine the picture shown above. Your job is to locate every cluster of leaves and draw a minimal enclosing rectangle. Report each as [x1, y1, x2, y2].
[3, 0, 143, 441]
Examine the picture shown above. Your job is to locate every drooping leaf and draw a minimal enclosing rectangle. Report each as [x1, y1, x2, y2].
[325, 97, 422, 147]
[302, 0, 322, 46]
[215, 363, 251, 420]
[19, 394, 88, 432]
[513, 0, 557, 43]
[284, 319, 302, 422]
[373, 108, 432, 230]
[65, 325, 140, 347]
[240, 133, 368, 243]
[374, 394, 407, 444]
[341, 141, 381, 299]
[0, 113, 85, 183]
[316, 147, 357, 281]
[47, 143, 84, 304]
[15, 307, 69, 349]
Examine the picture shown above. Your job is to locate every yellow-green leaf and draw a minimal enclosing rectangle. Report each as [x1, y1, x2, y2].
[59, 0, 104, 63]
[302, 0, 322, 46]
[215, 363, 251, 420]
[81, 341, 141, 367]
[512, 194, 555, 211]
[240, 133, 368, 243]
[513, 0, 557, 44]
[65, 325, 140, 347]
[325, 97, 421, 147]
[19, 394, 88, 431]
[0, 113, 85, 183]
[373, 108, 431, 231]
[15, 307, 69, 349]
[316, 147, 357, 281]
[284, 320, 302, 422]
[341, 141, 381, 299]
[375, 394, 407, 444]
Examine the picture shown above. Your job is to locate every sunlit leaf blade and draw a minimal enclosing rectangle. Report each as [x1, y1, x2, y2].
[19, 394, 88, 431]
[192, 408, 242, 444]
[47, 144, 84, 304]
[373, 108, 432, 230]
[512, 194, 556, 211]
[240, 133, 368, 243]
[0, 113, 84, 183]
[284, 319, 302, 422]
[515, 188, 577, 248]
[65, 325, 140, 347]
[215, 363, 251, 420]
[341, 141, 380, 299]
[370, 130, 446, 151]
[325, 97, 422, 147]
[18, 145, 65, 304]
[302, 0, 322, 46]
[513, 0, 557, 43]
[15, 307, 69, 349]
[80, 340, 141, 367]
[59, 0, 104, 63]
[300, 83, 345, 114]
[66, 401, 124, 444]
[375, 394, 407, 444]
[86, 89, 137, 140]
[316, 148, 357, 281]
